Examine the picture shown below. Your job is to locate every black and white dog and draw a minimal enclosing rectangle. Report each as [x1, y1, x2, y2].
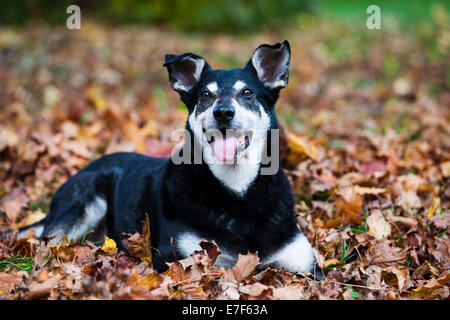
[17, 41, 322, 277]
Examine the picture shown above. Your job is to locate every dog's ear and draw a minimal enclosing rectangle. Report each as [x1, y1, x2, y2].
[163, 53, 209, 94]
[246, 40, 291, 90]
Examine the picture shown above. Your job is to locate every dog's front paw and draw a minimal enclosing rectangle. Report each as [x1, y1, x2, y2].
[265, 232, 320, 276]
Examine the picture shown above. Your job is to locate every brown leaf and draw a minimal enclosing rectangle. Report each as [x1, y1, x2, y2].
[239, 282, 269, 297]
[333, 186, 363, 226]
[223, 252, 260, 283]
[199, 241, 221, 264]
[120, 214, 151, 263]
[272, 285, 306, 300]
[411, 272, 450, 299]
[0, 272, 22, 293]
[386, 212, 418, 228]
[21, 274, 62, 299]
[365, 242, 408, 266]
[429, 212, 449, 230]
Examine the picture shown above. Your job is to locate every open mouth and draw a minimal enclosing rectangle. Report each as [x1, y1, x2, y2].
[202, 127, 251, 161]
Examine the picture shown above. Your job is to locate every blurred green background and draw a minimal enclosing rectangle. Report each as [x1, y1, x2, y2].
[1, 0, 449, 33]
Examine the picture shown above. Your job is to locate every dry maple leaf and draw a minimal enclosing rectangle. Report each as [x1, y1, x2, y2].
[286, 132, 320, 162]
[223, 252, 259, 283]
[101, 236, 118, 255]
[411, 272, 450, 299]
[332, 186, 364, 226]
[120, 214, 151, 263]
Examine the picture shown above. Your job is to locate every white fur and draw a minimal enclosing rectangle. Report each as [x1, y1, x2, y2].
[172, 57, 205, 92]
[176, 232, 203, 258]
[262, 232, 315, 273]
[207, 82, 218, 94]
[177, 232, 235, 268]
[71, 197, 107, 240]
[233, 80, 246, 92]
[33, 225, 44, 238]
[173, 82, 189, 92]
[272, 79, 286, 88]
[192, 58, 205, 81]
[251, 50, 289, 89]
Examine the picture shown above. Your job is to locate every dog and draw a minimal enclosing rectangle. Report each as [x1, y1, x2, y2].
[15, 40, 322, 278]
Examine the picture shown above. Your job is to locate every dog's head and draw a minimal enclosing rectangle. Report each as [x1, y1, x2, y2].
[164, 41, 290, 191]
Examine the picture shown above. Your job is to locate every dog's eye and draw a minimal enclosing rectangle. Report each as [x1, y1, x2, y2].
[200, 90, 211, 99]
[242, 89, 254, 97]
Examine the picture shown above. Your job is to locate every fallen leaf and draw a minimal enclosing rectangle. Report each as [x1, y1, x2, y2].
[427, 195, 441, 217]
[272, 285, 306, 300]
[411, 272, 450, 299]
[223, 252, 260, 283]
[287, 133, 319, 162]
[101, 236, 118, 255]
[0, 272, 21, 293]
[367, 210, 391, 240]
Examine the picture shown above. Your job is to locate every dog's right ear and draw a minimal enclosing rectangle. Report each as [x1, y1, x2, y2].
[163, 53, 210, 94]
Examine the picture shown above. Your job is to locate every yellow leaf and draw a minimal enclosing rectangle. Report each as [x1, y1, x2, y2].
[12, 210, 46, 229]
[323, 258, 345, 269]
[127, 270, 160, 291]
[85, 84, 106, 111]
[101, 236, 117, 255]
[287, 133, 319, 162]
[428, 195, 441, 218]
[313, 218, 324, 228]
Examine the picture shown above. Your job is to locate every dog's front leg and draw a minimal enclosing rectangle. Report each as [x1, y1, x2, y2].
[263, 231, 319, 276]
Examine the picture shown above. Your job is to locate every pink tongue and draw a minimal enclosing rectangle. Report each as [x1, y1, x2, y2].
[213, 136, 238, 161]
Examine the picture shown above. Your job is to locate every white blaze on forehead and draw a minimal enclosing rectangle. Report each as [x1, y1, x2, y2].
[207, 82, 218, 94]
[233, 80, 246, 92]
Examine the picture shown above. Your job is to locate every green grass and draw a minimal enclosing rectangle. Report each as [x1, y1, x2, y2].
[0, 256, 34, 273]
[340, 238, 356, 262]
[314, 0, 450, 30]
[323, 238, 357, 273]
[29, 194, 50, 213]
[350, 209, 369, 234]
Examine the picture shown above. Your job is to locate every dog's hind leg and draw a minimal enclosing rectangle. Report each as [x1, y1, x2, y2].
[23, 170, 116, 244]
[43, 196, 108, 244]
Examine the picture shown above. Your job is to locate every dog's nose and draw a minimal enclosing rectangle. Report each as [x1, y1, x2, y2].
[213, 105, 235, 122]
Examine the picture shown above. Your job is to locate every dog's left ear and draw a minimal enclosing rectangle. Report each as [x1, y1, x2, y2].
[163, 53, 210, 93]
[246, 40, 291, 90]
